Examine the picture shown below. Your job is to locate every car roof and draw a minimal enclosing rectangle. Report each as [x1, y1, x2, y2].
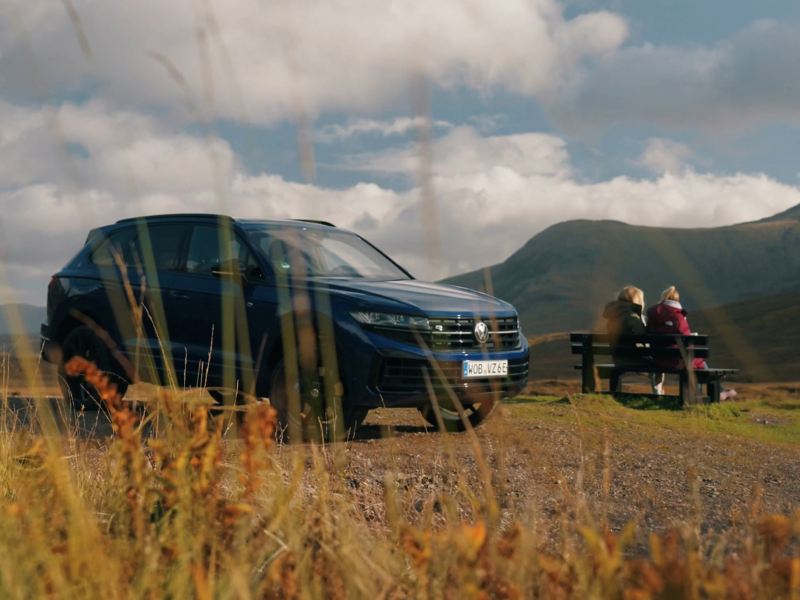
[112, 214, 336, 229]
[83, 214, 339, 244]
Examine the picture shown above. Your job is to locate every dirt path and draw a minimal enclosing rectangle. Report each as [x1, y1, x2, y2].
[6, 388, 799, 547]
[336, 398, 800, 546]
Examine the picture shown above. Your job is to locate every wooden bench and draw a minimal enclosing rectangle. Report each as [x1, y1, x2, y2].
[569, 333, 739, 404]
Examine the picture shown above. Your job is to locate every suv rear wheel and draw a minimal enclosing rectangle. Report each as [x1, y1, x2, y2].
[59, 326, 129, 410]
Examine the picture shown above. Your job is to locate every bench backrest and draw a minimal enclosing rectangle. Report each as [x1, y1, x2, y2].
[570, 332, 710, 360]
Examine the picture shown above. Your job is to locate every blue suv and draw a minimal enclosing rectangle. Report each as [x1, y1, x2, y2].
[41, 214, 528, 438]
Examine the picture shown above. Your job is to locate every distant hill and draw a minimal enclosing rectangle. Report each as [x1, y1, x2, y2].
[690, 292, 800, 381]
[526, 292, 800, 382]
[0, 304, 45, 336]
[446, 205, 800, 335]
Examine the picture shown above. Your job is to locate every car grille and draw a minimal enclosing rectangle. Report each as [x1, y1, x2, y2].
[374, 316, 521, 351]
[377, 356, 529, 395]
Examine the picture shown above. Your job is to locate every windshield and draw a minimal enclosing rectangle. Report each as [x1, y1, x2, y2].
[244, 224, 411, 280]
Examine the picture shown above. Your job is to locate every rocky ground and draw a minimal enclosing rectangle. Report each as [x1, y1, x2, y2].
[5, 380, 799, 551]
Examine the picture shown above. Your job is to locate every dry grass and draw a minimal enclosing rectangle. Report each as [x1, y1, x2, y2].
[1, 361, 799, 598]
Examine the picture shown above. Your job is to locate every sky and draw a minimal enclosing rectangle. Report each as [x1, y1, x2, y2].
[2, 0, 800, 304]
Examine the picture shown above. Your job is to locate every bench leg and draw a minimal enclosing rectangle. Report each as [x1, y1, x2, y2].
[679, 371, 694, 406]
[581, 358, 597, 393]
[609, 371, 622, 395]
[707, 379, 721, 404]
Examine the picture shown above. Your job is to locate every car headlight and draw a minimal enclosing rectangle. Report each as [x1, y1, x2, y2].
[350, 311, 430, 330]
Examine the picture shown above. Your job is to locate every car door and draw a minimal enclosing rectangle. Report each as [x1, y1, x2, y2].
[166, 222, 279, 392]
[122, 222, 187, 384]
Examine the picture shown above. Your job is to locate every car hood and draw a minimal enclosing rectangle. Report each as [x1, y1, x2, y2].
[321, 278, 515, 316]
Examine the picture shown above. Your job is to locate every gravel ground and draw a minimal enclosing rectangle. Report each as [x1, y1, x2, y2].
[6, 385, 799, 549]
[345, 403, 800, 541]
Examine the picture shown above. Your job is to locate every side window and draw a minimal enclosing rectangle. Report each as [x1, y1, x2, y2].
[241, 245, 265, 281]
[90, 228, 137, 267]
[140, 224, 186, 272]
[185, 225, 220, 275]
[185, 225, 265, 281]
[253, 233, 317, 278]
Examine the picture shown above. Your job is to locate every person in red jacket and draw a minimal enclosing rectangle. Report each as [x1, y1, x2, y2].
[646, 286, 736, 399]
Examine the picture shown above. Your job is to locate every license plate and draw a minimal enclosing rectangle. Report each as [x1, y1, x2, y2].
[462, 359, 508, 379]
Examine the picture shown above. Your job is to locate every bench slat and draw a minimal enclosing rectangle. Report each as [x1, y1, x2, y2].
[570, 344, 710, 359]
[570, 332, 710, 346]
[589, 364, 738, 378]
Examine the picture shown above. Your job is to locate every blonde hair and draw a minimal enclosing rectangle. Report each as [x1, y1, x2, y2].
[661, 286, 680, 302]
[617, 285, 644, 307]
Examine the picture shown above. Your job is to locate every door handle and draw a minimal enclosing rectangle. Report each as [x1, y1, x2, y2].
[169, 290, 191, 300]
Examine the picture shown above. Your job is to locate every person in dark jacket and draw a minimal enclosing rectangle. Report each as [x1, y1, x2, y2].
[603, 286, 646, 367]
[603, 285, 646, 339]
[646, 286, 736, 399]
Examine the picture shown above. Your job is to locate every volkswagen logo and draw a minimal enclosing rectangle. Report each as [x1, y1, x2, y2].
[473, 321, 489, 344]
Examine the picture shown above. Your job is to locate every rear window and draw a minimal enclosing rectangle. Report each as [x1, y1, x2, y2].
[89, 224, 186, 272]
[90, 228, 137, 268]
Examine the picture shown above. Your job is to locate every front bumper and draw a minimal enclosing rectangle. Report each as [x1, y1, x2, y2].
[371, 351, 529, 407]
[346, 327, 530, 408]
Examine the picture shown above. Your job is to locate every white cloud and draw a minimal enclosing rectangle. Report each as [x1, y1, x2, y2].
[554, 20, 800, 135]
[1, 0, 627, 124]
[0, 100, 238, 198]
[315, 117, 452, 143]
[2, 103, 799, 305]
[637, 138, 693, 175]
[351, 126, 573, 179]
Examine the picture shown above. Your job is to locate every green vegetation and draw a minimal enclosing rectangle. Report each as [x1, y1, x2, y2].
[511, 392, 800, 447]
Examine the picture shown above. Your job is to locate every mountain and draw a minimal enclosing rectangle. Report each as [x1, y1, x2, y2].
[446, 205, 800, 335]
[0, 304, 46, 336]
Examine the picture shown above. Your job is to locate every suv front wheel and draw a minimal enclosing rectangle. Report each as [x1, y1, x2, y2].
[269, 359, 368, 442]
[418, 396, 498, 432]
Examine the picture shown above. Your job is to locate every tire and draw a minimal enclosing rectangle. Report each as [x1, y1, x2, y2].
[269, 359, 365, 442]
[418, 395, 498, 432]
[59, 326, 129, 410]
[341, 406, 369, 440]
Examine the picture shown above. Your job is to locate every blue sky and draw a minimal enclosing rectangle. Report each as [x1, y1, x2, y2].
[1, 0, 800, 303]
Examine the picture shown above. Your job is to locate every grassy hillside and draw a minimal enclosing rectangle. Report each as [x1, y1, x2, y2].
[690, 292, 800, 381]
[447, 206, 800, 335]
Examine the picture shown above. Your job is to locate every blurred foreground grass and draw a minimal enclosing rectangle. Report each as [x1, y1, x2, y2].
[0, 364, 799, 598]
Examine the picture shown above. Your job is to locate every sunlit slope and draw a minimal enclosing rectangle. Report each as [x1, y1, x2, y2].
[690, 292, 800, 381]
[446, 207, 800, 334]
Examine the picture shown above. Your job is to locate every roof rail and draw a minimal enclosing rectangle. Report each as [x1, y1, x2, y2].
[116, 213, 233, 224]
[292, 219, 336, 227]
